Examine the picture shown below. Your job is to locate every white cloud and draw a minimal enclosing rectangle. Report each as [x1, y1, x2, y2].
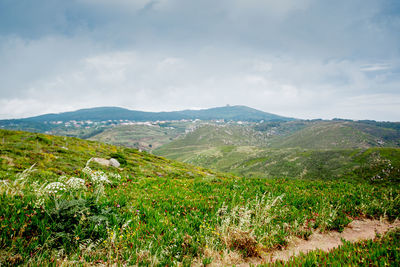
[78, 0, 153, 11]
[228, 0, 313, 19]
[360, 63, 392, 72]
[0, 43, 399, 121]
[0, 0, 399, 121]
[0, 98, 76, 119]
[334, 94, 400, 120]
[84, 52, 135, 83]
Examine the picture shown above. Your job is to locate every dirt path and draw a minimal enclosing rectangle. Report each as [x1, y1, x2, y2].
[238, 219, 400, 266]
[270, 219, 400, 262]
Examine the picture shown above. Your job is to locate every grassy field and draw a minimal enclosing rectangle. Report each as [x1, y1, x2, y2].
[1, 129, 400, 265]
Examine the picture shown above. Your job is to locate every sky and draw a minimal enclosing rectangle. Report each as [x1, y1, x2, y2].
[0, 0, 399, 121]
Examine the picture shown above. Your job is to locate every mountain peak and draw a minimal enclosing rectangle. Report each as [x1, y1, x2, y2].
[2, 105, 294, 122]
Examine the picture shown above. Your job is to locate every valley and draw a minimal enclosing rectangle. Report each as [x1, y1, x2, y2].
[1, 106, 400, 265]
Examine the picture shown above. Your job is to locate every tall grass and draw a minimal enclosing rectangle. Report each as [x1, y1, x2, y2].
[1, 129, 399, 265]
[1, 164, 399, 265]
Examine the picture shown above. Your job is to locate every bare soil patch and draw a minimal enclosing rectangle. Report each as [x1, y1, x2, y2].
[270, 219, 400, 262]
[205, 219, 400, 266]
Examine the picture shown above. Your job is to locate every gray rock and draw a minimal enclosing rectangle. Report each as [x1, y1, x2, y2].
[92, 157, 111, 166]
[109, 158, 120, 168]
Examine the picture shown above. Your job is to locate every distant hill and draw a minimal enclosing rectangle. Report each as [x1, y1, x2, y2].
[154, 119, 400, 180]
[267, 120, 400, 149]
[0, 105, 293, 124]
[0, 105, 294, 137]
[155, 120, 400, 158]
[154, 124, 270, 161]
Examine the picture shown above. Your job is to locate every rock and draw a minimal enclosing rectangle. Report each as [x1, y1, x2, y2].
[92, 158, 111, 166]
[90, 157, 120, 168]
[109, 158, 120, 168]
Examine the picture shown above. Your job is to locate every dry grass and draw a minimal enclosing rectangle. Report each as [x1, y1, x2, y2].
[222, 227, 261, 257]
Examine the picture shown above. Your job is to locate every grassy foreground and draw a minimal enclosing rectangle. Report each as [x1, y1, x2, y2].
[0, 129, 400, 265]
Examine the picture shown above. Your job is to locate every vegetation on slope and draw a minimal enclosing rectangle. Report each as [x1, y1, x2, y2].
[154, 124, 269, 159]
[1, 129, 400, 265]
[268, 121, 399, 149]
[155, 120, 400, 182]
[256, 120, 400, 149]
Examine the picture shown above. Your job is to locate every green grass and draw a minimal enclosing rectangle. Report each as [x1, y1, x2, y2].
[1, 129, 400, 265]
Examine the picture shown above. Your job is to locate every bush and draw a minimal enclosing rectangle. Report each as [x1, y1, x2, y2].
[109, 152, 127, 166]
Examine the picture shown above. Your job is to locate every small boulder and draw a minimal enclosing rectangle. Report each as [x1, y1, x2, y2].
[109, 158, 120, 168]
[92, 157, 111, 166]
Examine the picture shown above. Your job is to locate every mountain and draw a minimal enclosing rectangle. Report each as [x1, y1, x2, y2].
[0, 105, 294, 139]
[1, 105, 293, 123]
[169, 105, 294, 122]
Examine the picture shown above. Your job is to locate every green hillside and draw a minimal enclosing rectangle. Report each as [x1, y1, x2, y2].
[156, 144, 400, 183]
[268, 121, 400, 149]
[1, 129, 400, 265]
[154, 124, 269, 160]
[155, 121, 400, 182]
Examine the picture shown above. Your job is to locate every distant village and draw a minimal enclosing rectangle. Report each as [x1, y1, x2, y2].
[45, 118, 251, 130]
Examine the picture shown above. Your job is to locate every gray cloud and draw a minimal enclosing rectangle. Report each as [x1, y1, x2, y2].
[0, 0, 399, 121]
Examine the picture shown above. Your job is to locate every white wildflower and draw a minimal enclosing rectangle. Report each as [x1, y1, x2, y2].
[34, 197, 45, 208]
[82, 166, 93, 176]
[66, 177, 86, 190]
[45, 182, 66, 194]
[58, 175, 68, 183]
[108, 173, 122, 180]
[90, 171, 111, 185]
[83, 165, 111, 184]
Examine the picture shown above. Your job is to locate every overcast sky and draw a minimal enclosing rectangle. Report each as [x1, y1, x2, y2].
[0, 0, 399, 121]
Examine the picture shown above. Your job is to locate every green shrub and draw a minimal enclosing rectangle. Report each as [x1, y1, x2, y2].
[109, 152, 127, 166]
